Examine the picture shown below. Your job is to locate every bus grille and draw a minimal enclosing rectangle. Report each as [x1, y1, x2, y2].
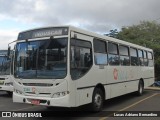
[23, 83, 53, 87]
[25, 92, 51, 97]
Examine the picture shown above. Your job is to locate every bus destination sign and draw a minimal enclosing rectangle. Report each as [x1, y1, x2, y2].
[18, 27, 68, 40]
[33, 29, 63, 38]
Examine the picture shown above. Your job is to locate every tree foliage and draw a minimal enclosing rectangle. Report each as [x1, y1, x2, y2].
[117, 21, 160, 78]
[105, 29, 118, 38]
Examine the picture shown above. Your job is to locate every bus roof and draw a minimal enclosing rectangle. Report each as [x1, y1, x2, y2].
[18, 25, 153, 52]
[69, 26, 153, 52]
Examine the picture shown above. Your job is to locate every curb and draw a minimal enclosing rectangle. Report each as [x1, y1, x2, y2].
[145, 87, 160, 90]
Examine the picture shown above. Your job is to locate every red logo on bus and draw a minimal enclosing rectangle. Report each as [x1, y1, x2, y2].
[32, 87, 36, 93]
[113, 68, 118, 80]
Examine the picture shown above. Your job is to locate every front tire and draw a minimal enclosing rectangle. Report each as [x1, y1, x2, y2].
[91, 88, 104, 112]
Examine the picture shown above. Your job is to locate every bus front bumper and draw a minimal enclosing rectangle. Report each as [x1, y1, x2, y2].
[13, 92, 71, 107]
[0, 85, 13, 92]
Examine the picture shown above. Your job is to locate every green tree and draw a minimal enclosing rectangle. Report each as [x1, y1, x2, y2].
[117, 21, 160, 78]
[105, 29, 118, 38]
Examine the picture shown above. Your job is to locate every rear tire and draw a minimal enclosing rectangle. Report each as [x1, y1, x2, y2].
[137, 80, 144, 96]
[91, 88, 104, 112]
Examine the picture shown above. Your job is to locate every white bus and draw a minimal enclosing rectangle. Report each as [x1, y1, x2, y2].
[11, 26, 154, 111]
[0, 50, 13, 95]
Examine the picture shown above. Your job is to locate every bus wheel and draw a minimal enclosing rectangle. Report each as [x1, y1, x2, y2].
[91, 88, 104, 112]
[137, 80, 144, 96]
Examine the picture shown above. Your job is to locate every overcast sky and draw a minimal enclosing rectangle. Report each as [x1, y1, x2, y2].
[0, 0, 160, 49]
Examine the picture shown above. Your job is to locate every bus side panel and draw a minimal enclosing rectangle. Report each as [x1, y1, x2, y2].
[76, 66, 107, 106]
[106, 66, 127, 99]
[126, 66, 140, 93]
[142, 67, 155, 88]
[125, 81, 139, 94]
[110, 83, 126, 98]
[78, 88, 94, 106]
[104, 85, 111, 100]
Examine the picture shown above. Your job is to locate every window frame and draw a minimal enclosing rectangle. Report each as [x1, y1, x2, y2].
[119, 45, 130, 66]
[119, 45, 129, 56]
[148, 52, 153, 60]
[108, 42, 120, 66]
[143, 50, 148, 66]
[147, 51, 153, 67]
[93, 38, 108, 65]
[130, 47, 139, 66]
[93, 39, 107, 53]
[108, 42, 119, 55]
[70, 38, 93, 80]
[138, 49, 144, 66]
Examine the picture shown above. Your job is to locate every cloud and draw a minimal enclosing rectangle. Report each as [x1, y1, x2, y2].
[0, 29, 19, 50]
[0, 0, 159, 50]
[0, 0, 160, 39]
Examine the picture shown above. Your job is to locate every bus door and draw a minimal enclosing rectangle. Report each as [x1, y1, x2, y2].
[70, 31, 94, 106]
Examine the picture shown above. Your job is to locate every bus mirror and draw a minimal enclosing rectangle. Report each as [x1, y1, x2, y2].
[7, 46, 11, 60]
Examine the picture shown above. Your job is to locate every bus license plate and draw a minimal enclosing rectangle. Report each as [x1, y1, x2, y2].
[31, 99, 40, 105]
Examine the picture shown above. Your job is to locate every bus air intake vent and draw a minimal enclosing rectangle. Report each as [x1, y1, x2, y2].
[23, 83, 53, 87]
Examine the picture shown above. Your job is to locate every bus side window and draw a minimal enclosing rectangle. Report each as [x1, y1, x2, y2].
[108, 42, 120, 65]
[138, 50, 144, 66]
[143, 51, 148, 66]
[93, 39, 108, 65]
[119, 45, 130, 66]
[70, 39, 93, 80]
[130, 48, 139, 66]
[148, 52, 153, 67]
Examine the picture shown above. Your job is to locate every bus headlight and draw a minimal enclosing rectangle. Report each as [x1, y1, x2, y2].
[52, 91, 69, 98]
[5, 82, 13, 86]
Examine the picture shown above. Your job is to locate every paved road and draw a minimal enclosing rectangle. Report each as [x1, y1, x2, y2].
[0, 90, 160, 120]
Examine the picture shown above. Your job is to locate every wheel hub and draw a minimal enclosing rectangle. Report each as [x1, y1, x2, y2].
[94, 94, 102, 108]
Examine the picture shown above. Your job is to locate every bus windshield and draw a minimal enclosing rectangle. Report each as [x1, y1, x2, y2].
[0, 56, 10, 75]
[14, 38, 68, 79]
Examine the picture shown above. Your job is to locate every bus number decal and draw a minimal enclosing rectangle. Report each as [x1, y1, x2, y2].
[24, 87, 31, 92]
